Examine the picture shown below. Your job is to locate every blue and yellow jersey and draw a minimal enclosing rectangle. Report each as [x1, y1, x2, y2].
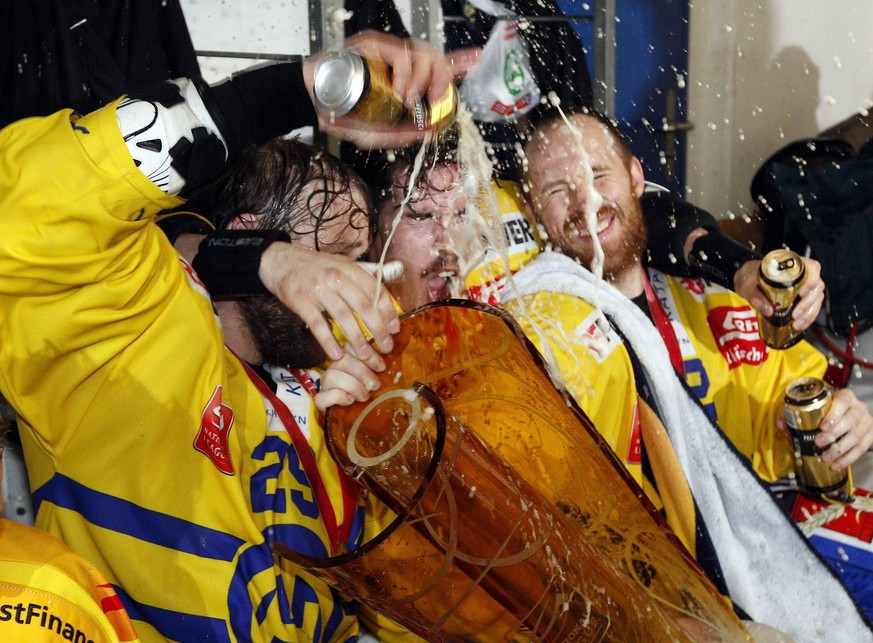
[0, 105, 403, 641]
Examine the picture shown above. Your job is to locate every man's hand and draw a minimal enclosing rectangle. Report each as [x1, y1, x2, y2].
[302, 31, 479, 148]
[259, 243, 399, 363]
[314, 347, 384, 413]
[778, 387, 873, 472]
[816, 387, 873, 471]
[735, 256, 825, 332]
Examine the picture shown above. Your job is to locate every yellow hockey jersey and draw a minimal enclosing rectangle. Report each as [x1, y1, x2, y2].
[464, 179, 542, 306]
[645, 270, 827, 482]
[0, 105, 393, 641]
[506, 269, 827, 487]
[0, 518, 140, 643]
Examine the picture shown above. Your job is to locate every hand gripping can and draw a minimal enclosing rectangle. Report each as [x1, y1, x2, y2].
[313, 50, 457, 132]
[784, 377, 853, 502]
[757, 249, 806, 349]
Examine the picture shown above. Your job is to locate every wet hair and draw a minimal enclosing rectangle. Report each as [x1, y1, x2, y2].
[346, 127, 463, 210]
[525, 107, 635, 167]
[211, 138, 375, 248]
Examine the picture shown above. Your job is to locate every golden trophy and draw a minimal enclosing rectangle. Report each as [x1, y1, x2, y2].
[277, 302, 749, 641]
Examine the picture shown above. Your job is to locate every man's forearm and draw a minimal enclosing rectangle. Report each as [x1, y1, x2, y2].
[686, 232, 762, 290]
[642, 191, 761, 289]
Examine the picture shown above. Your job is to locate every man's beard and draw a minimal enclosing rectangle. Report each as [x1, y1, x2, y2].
[567, 199, 648, 282]
[238, 296, 327, 368]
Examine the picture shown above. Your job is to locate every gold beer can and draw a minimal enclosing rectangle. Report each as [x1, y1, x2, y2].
[757, 249, 807, 349]
[313, 50, 456, 132]
[784, 377, 853, 502]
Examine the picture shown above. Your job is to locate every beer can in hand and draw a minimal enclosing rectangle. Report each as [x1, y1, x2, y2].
[784, 377, 853, 502]
[757, 249, 806, 349]
[313, 50, 456, 132]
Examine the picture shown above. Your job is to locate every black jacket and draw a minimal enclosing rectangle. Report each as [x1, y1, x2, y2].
[2, 0, 200, 128]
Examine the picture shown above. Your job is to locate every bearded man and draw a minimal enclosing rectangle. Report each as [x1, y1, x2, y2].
[499, 109, 873, 638]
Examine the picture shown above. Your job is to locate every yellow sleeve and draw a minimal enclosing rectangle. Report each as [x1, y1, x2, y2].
[503, 292, 642, 482]
[0, 105, 181, 288]
[0, 105, 201, 468]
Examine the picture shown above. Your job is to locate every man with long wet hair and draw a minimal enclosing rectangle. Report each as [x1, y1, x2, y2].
[191, 138, 378, 369]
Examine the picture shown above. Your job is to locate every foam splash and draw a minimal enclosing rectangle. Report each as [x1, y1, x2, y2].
[372, 103, 505, 306]
[546, 91, 608, 329]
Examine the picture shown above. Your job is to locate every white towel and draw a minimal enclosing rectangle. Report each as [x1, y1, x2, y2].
[503, 251, 872, 642]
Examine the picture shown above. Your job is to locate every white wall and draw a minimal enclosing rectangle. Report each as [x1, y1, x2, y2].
[687, 1, 873, 223]
[181, 0, 312, 81]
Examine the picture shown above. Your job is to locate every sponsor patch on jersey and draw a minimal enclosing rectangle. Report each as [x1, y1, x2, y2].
[677, 276, 708, 301]
[573, 310, 620, 363]
[501, 210, 539, 254]
[194, 385, 235, 474]
[706, 306, 769, 369]
[267, 366, 314, 439]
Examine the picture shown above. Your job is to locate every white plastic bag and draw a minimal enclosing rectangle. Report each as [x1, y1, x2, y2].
[458, 0, 541, 122]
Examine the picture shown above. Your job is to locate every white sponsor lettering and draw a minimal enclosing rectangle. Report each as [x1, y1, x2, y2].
[718, 309, 761, 345]
[501, 210, 538, 252]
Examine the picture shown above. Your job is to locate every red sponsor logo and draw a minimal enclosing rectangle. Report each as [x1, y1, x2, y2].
[626, 402, 642, 465]
[466, 282, 502, 307]
[489, 93, 533, 116]
[678, 277, 707, 297]
[194, 385, 235, 475]
[706, 306, 768, 369]
[584, 320, 604, 343]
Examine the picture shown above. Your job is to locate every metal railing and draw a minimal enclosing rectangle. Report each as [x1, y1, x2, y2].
[193, 1, 615, 115]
